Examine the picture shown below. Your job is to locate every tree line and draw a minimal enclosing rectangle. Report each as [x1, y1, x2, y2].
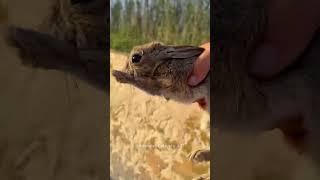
[110, 0, 210, 52]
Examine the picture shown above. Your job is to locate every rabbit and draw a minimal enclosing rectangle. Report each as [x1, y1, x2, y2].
[112, 41, 210, 112]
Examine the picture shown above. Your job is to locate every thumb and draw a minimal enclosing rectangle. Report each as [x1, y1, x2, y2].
[188, 43, 210, 86]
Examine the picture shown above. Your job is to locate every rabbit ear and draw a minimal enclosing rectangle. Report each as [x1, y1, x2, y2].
[166, 46, 205, 59]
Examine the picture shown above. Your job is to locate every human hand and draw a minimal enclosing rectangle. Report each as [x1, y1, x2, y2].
[249, 0, 320, 79]
[188, 42, 210, 86]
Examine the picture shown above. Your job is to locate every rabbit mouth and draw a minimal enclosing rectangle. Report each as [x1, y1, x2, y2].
[126, 62, 137, 77]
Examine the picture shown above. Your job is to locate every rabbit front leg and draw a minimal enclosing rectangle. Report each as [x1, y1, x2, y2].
[112, 70, 163, 96]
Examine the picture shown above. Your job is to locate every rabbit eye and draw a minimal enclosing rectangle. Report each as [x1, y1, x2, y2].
[132, 54, 142, 63]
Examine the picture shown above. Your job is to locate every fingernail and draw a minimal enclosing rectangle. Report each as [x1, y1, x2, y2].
[188, 75, 199, 86]
[249, 45, 280, 78]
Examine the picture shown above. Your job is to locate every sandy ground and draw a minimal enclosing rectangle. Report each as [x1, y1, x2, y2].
[110, 51, 210, 180]
[0, 1, 107, 179]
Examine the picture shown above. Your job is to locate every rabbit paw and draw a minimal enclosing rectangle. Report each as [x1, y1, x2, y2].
[112, 70, 134, 84]
[189, 149, 210, 163]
